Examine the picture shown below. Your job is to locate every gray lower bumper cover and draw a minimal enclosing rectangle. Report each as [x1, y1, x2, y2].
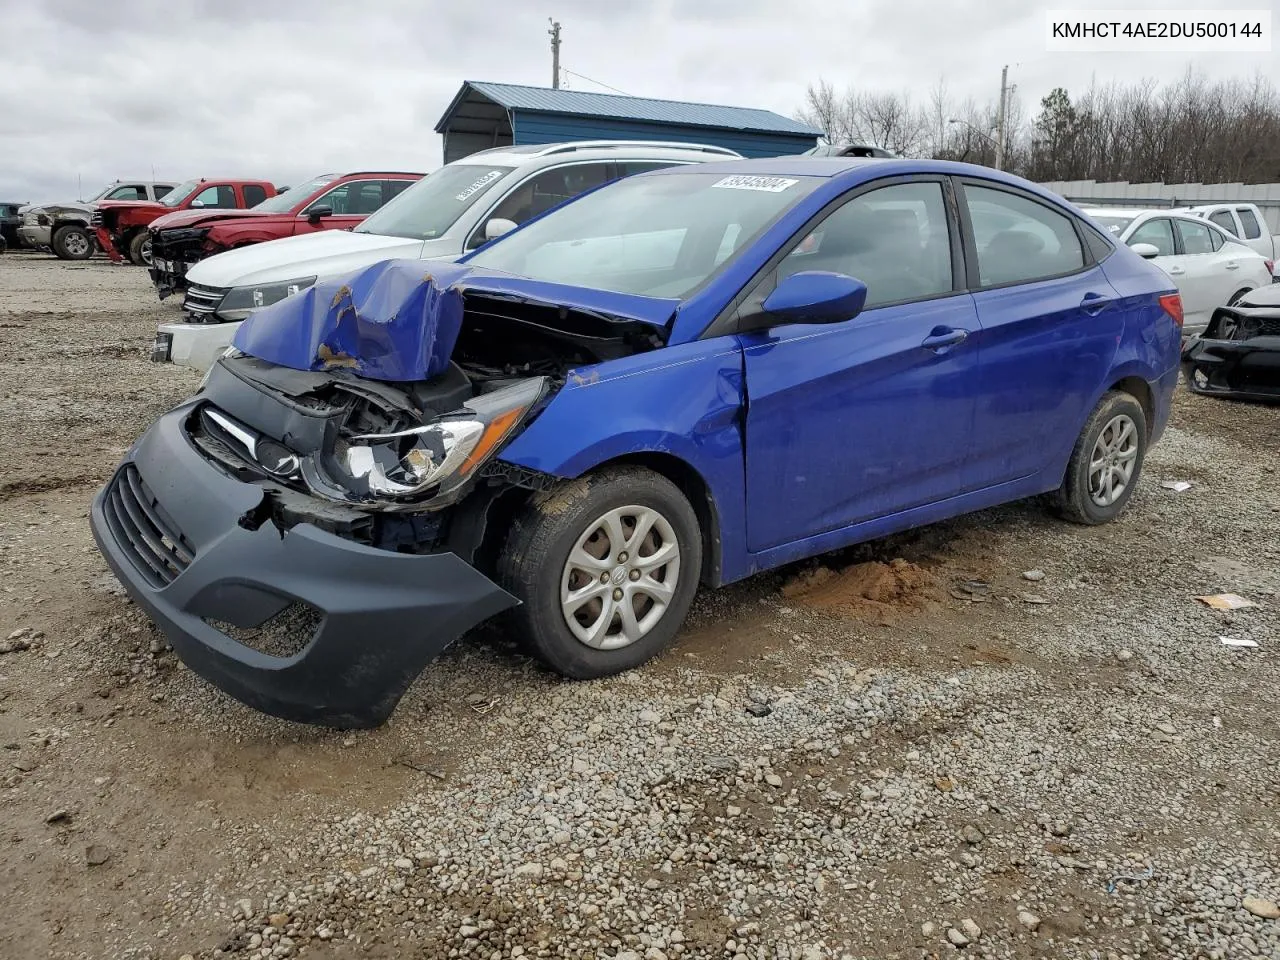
[89, 404, 518, 728]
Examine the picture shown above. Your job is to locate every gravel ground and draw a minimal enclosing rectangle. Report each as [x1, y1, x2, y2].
[1, 251, 1278, 960]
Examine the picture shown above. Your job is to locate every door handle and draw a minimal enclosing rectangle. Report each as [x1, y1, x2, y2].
[1080, 292, 1113, 315]
[1168, 266, 1186, 275]
[1225, 261, 1239, 270]
[921, 327, 969, 350]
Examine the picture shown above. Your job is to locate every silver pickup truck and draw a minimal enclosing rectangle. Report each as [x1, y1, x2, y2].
[18, 180, 178, 260]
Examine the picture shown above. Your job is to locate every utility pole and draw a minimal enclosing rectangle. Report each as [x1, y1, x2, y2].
[548, 19, 561, 89]
[994, 63, 1008, 170]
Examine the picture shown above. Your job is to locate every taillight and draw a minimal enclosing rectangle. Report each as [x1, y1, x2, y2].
[1159, 292, 1184, 330]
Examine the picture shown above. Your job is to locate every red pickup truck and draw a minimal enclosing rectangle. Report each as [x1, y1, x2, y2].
[91, 178, 279, 266]
[147, 171, 423, 299]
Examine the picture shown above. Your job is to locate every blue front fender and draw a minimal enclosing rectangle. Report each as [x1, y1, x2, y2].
[497, 337, 754, 585]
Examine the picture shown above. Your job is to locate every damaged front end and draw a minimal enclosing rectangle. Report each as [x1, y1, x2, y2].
[91, 258, 671, 727]
[150, 227, 212, 299]
[1182, 299, 1280, 403]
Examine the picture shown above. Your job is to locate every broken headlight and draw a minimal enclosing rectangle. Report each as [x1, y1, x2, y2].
[322, 376, 547, 505]
[217, 276, 317, 320]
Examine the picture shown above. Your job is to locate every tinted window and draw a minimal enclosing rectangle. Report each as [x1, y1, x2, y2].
[1208, 210, 1238, 235]
[309, 181, 381, 215]
[1084, 226, 1114, 262]
[153, 185, 173, 199]
[777, 181, 954, 308]
[1128, 218, 1175, 257]
[243, 184, 268, 207]
[385, 179, 413, 200]
[1176, 219, 1214, 255]
[1237, 208, 1263, 239]
[106, 185, 145, 200]
[964, 185, 1085, 286]
[486, 163, 613, 227]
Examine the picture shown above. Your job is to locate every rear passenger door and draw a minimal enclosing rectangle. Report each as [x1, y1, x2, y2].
[1172, 218, 1231, 330]
[958, 180, 1122, 487]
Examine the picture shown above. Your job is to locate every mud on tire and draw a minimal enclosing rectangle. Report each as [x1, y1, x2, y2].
[1053, 390, 1148, 525]
[497, 466, 702, 680]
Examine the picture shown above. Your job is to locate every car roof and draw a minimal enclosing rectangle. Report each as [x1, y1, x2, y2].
[641, 156, 1053, 190]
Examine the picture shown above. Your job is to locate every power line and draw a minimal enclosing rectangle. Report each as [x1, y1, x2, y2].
[560, 67, 630, 96]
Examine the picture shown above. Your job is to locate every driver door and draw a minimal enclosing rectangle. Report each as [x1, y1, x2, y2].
[738, 177, 981, 553]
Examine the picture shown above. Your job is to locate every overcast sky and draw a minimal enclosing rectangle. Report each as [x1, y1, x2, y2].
[2, 0, 1275, 203]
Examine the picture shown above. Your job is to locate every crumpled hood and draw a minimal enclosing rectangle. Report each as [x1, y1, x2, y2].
[232, 258, 678, 382]
[151, 208, 271, 231]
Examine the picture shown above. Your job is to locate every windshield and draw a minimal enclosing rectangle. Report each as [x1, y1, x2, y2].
[1089, 214, 1136, 236]
[354, 164, 514, 240]
[88, 184, 115, 202]
[159, 180, 199, 208]
[253, 174, 339, 212]
[465, 171, 817, 299]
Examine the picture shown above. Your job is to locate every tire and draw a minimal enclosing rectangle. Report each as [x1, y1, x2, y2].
[127, 231, 152, 267]
[1227, 288, 1251, 306]
[51, 224, 93, 260]
[1053, 390, 1147, 525]
[497, 466, 703, 679]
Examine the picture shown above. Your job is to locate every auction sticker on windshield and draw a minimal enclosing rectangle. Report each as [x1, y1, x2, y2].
[711, 176, 799, 193]
[455, 171, 505, 202]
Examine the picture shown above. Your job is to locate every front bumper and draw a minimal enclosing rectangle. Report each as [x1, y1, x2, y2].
[149, 258, 196, 300]
[1181, 335, 1280, 403]
[90, 403, 518, 727]
[152, 318, 244, 370]
[18, 224, 51, 247]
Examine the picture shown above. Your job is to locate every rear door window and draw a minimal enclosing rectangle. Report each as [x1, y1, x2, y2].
[153, 185, 173, 199]
[1176, 219, 1214, 255]
[1127, 218, 1175, 256]
[243, 184, 268, 207]
[963, 184, 1085, 286]
[1237, 208, 1263, 240]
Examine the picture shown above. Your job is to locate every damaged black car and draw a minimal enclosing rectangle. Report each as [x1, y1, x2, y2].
[1182, 284, 1280, 402]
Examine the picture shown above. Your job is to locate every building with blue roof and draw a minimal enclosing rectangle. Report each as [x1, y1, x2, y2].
[435, 81, 823, 164]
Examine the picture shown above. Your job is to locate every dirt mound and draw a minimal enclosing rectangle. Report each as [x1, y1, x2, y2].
[781, 558, 938, 619]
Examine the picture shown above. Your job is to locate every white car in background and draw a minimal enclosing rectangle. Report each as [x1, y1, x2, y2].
[156, 141, 741, 373]
[1083, 208, 1274, 335]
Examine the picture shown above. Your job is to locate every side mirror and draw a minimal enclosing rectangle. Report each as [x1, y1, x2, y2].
[760, 271, 868, 326]
[189, 199, 205, 208]
[306, 205, 333, 224]
[485, 217, 518, 241]
[1130, 242, 1161, 260]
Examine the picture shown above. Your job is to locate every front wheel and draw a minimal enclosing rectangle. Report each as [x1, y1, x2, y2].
[497, 466, 702, 679]
[1053, 391, 1147, 525]
[127, 231, 153, 266]
[51, 224, 93, 260]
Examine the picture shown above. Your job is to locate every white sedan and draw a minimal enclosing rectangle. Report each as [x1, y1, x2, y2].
[1083, 208, 1274, 335]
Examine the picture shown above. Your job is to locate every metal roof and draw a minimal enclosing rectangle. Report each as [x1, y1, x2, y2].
[437, 81, 823, 137]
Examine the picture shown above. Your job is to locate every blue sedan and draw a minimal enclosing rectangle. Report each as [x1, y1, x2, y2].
[91, 158, 1183, 727]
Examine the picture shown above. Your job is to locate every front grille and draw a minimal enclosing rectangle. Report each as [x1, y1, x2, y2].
[100, 465, 195, 588]
[183, 282, 228, 320]
[89, 211, 103, 227]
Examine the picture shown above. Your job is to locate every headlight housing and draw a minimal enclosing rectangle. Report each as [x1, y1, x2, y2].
[216, 276, 317, 320]
[311, 376, 548, 508]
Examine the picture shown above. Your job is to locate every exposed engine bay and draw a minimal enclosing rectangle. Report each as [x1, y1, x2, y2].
[188, 293, 664, 559]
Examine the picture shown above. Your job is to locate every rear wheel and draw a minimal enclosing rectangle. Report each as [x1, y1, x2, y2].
[51, 224, 93, 260]
[497, 466, 702, 679]
[1053, 391, 1147, 525]
[127, 231, 152, 266]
